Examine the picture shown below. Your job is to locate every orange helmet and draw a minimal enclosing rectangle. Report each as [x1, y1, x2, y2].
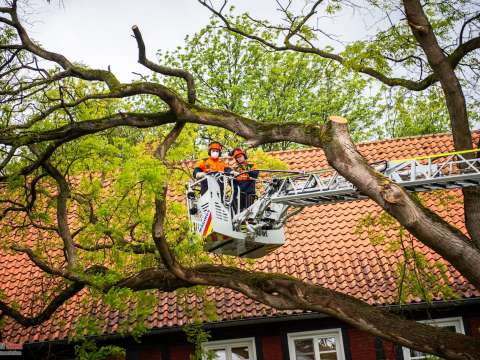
[208, 142, 223, 155]
[231, 147, 247, 159]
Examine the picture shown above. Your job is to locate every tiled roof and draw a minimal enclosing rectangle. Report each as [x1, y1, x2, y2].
[1, 131, 480, 344]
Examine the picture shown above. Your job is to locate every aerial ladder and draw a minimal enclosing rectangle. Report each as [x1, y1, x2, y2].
[186, 149, 480, 258]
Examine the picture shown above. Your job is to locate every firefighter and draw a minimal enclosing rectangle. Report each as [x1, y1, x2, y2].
[230, 147, 259, 212]
[193, 142, 231, 195]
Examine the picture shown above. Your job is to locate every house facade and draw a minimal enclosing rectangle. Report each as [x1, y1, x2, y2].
[1, 132, 480, 359]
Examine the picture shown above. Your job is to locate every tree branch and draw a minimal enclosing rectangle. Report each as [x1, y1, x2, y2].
[154, 121, 186, 160]
[0, 110, 176, 147]
[198, 0, 480, 92]
[73, 239, 157, 254]
[27, 147, 76, 268]
[125, 259, 480, 359]
[459, 13, 480, 46]
[403, 0, 480, 246]
[0, 281, 84, 327]
[2, 5, 121, 89]
[132, 25, 196, 104]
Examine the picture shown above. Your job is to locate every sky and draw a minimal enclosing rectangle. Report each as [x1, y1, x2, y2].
[22, 0, 295, 81]
[22, 0, 367, 82]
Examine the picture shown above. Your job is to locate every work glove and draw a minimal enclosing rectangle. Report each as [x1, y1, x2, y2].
[195, 172, 206, 179]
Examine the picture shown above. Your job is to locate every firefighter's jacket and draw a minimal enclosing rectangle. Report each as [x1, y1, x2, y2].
[193, 157, 232, 194]
[232, 161, 259, 194]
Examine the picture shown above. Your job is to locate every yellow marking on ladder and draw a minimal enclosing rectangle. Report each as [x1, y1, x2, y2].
[390, 148, 479, 163]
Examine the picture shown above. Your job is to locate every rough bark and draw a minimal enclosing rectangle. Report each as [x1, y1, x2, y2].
[155, 266, 480, 360]
[322, 117, 480, 289]
[7, 233, 480, 360]
[1, 3, 480, 358]
[197, 0, 480, 246]
[148, 197, 480, 360]
[463, 188, 480, 249]
[402, 0, 480, 247]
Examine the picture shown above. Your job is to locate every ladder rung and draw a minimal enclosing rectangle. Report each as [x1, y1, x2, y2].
[270, 158, 480, 207]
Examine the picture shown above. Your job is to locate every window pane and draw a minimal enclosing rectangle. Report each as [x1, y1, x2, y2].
[443, 326, 456, 332]
[207, 349, 227, 360]
[409, 349, 426, 358]
[320, 352, 338, 360]
[407, 322, 459, 359]
[318, 337, 336, 351]
[294, 338, 315, 360]
[232, 346, 250, 360]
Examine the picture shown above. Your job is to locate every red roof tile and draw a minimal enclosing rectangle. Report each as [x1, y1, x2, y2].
[1, 132, 480, 344]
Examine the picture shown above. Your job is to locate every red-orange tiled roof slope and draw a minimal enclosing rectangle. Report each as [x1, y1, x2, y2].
[1, 131, 480, 344]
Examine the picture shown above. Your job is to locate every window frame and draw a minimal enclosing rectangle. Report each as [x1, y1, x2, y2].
[402, 316, 465, 360]
[202, 337, 257, 360]
[287, 328, 346, 360]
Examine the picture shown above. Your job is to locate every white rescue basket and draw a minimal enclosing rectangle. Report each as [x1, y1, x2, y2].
[186, 174, 286, 258]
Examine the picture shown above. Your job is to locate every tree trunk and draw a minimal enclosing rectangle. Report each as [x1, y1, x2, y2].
[320, 116, 480, 290]
[402, 0, 480, 247]
[134, 263, 480, 360]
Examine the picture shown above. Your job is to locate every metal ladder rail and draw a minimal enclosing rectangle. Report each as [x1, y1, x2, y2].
[269, 154, 480, 207]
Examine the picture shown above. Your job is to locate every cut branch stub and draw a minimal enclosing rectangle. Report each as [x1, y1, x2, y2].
[328, 115, 348, 124]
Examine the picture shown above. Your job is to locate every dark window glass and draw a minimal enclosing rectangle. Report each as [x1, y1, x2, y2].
[294, 338, 315, 360]
[232, 346, 250, 360]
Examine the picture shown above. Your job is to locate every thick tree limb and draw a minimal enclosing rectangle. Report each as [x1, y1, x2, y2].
[35, 156, 77, 268]
[0, 110, 176, 147]
[0, 281, 84, 327]
[113, 268, 191, 291]
[182, 266, 480, 360]
[403, 0, 480, 246]
[0, 109, 179, 182]
[1, 4, 480, 357]
[149, 198, 480, 360]
[322, 116, 480, 289]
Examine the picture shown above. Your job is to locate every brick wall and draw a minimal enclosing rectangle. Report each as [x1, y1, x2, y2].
[381, 340, 398, 360]
[124, 311, 480, 360]
[467, 316, 480, 337]
[136, 347, 163, 360]
[260, 335, 283, 360]
[167, 344, 193, 360]
[347, 328, 376, 360]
